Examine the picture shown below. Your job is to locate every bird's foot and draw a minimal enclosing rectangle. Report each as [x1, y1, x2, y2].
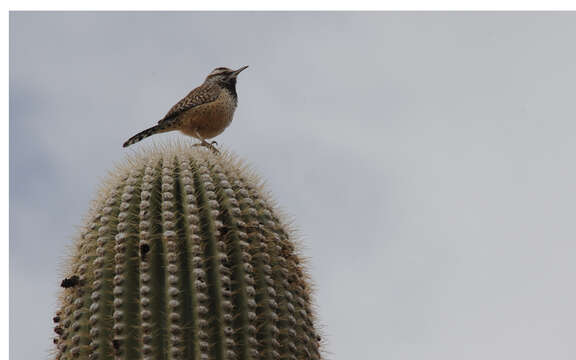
[193, 140, 220, 154]
[207, 141, 220, 154]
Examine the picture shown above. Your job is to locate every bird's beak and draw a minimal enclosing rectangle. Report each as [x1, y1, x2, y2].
[232, 65, 249, 76]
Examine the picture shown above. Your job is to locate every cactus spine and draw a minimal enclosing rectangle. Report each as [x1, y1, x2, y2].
[53, 144, 321, 360]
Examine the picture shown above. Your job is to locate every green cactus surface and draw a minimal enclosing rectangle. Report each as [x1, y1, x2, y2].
[53, 144, 321, 360]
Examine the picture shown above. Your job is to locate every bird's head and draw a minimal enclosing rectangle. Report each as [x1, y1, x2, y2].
[205, 66, 249, 85]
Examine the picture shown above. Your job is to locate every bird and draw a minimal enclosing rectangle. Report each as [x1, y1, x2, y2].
[123, 65, 249, 151]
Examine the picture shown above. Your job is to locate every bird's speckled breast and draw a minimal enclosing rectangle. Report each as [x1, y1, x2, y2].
[179, 89, 237, 139]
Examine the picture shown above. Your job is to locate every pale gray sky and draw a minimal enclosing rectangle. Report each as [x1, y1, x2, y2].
[10, 11, 576, 360]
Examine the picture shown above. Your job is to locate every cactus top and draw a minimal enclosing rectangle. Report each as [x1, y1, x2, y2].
[53, 143, 321, 360]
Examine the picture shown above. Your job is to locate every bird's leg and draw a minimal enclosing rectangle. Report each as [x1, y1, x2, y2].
[192, 132, 219, 153]
[203, 140, 220, 154]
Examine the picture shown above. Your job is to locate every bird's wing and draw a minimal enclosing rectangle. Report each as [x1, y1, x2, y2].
[158, 83, 220, 123]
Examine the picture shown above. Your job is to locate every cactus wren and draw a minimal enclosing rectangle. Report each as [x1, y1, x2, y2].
[123, 66, 249, 150]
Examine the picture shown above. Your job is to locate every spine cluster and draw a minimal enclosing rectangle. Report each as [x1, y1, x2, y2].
[53, 146, 321, 360]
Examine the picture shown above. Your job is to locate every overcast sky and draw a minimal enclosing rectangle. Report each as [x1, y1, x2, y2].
[10, 12, 576, 360]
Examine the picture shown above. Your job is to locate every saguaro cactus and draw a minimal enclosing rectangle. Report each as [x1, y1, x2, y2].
[52, 144, 321, 360]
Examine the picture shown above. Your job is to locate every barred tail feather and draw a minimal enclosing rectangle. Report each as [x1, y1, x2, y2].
[122, 123, 172, 148]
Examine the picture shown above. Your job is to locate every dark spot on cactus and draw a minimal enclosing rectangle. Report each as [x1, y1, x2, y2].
[53, 337, 59, 344]
[317, 335, 322, 341]
[60, 275, 80, 288]
[140, 243, 150, 258]
[54, 326, 63, 335]
[53, 316, 60, 323]
[113, 338, 121, 350]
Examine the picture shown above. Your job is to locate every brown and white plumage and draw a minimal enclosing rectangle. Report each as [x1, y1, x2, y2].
[123, 66, 248, 148]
